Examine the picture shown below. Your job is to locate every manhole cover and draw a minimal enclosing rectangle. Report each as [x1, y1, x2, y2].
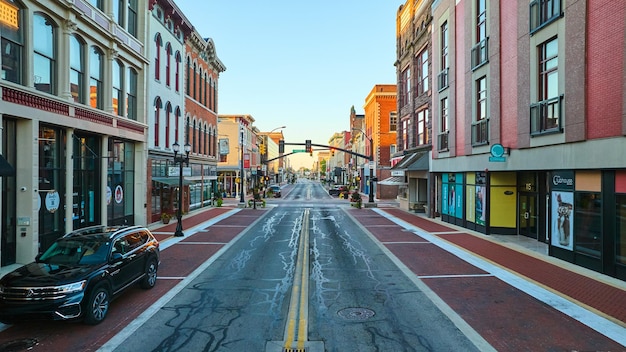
[0, 338, 38, 352]
[337, 307, 375, 321]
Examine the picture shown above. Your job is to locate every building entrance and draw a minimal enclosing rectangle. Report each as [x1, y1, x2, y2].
[519, 192, 539, 240]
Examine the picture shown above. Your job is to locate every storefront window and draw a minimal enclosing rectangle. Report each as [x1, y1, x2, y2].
[108, 139, 135, 225]
[73, 134, 100, 229]
[616, 195, 626, 265]
[38, 126, 66, 251]
[574, 192, 602, 258]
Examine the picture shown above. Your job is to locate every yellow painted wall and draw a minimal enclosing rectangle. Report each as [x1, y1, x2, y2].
[490, 172, 517, 228]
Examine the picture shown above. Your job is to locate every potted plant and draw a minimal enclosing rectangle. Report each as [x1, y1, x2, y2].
[350, 191, 362, 209]
[160, 212, 172, 224]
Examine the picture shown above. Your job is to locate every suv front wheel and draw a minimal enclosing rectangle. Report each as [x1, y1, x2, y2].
[84, 283, 110, 325]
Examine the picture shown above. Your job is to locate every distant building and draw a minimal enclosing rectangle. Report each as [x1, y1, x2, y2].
[363, 84, 398, 200]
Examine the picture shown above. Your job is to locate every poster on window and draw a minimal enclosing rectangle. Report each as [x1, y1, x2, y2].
[551, 191, 574, 250]
[476, 185, 486, 225]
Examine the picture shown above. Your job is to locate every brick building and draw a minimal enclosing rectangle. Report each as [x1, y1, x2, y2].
[430, 0, 626, 280]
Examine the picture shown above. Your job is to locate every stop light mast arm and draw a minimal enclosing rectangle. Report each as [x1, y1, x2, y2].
[278, 142, 370, 160]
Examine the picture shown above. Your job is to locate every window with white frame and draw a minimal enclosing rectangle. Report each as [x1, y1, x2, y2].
[390, 111, 397, 132]
[112, 60, 123, 116]
[33, 13, 55, 95]
[89, 46, 104, 109]
[417, 49, 429, 94]
[69, 35, 84, 104]
[416, 108, 428, 146]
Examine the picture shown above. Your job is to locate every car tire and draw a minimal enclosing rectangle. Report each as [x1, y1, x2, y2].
[140, 258, 158, 289]
[83, 283, 109, 325]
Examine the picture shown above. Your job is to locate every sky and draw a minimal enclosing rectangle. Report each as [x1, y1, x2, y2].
[176, 1, 402, 169]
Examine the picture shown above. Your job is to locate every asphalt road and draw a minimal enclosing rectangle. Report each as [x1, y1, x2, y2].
[111, 182, 479, 351]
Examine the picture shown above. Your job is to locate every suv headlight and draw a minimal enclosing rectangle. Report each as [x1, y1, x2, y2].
[57, 281, 87, 294]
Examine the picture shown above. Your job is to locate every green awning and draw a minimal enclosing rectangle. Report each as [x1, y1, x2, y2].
[152, 177, 194, 186]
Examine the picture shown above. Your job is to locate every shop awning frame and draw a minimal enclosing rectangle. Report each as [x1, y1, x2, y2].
[378, 176, 407, 186]
[152, 177, 194, 186]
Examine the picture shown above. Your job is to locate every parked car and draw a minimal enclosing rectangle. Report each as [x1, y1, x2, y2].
[268, 185, 281, 198]
[0, 225, 160, 325]
[329, 185, 348, 196]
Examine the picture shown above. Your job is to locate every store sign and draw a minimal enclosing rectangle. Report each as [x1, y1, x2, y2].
[168, 166, 192, 177]
[551, 171, 574, 191]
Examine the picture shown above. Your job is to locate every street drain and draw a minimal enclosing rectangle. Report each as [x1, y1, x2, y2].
[337, 307, 375, 321]
[0, 338, 38, 352]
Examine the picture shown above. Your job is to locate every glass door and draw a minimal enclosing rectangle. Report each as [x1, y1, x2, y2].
[519, 193, 538, 239]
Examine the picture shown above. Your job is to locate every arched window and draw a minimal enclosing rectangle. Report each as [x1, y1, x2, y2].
[154, 33, 162, 80]
[175, 51, 181, 92]
[33, 13, 56, 94]
[126, 68, 138, 120]
[198, 121, 203, 156]
[185, 57, 191, 95]
[89, 46, 104, 109]
[204, 73, 209, 107]
[192, 62, 197, 100]
[175, 107, 181, 143]
[198, 68, 203, 103]
[185, 116, 191, 146]
[154, 97, 162, 147]
[165, 42, 172, 86]
[69, 35, 84, 103]
[192, 119, 197, 153]
[204, 124, 208, 155]
[112, 60, 123, 115]
[165, 102, 172, 148]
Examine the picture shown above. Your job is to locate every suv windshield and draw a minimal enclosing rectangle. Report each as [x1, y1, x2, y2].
[39, 237, 111, 265]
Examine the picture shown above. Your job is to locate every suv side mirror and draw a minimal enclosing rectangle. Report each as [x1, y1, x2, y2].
[110, 252, 123, 262]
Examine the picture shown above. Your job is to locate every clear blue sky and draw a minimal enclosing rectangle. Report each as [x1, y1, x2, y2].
[176, 1, 401, 169]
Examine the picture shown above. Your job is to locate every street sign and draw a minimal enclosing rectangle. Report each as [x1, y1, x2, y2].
[293, 149, 306, 153]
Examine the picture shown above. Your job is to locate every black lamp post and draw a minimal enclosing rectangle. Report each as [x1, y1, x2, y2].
[172, 141, 191, 237]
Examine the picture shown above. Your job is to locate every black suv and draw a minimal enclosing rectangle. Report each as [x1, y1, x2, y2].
[0, 225, 160, 325]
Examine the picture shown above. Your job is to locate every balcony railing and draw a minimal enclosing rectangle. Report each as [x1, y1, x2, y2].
[471, 118, 489, 146]
[471, 37, 489, 70]
[438, 68, 449, 91]
[530, 95, 563, 135]
[530, 0, 562, 34]
[437, 131, 449, 151]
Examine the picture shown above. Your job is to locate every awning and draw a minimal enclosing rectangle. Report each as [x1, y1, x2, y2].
[152, 177, 194, 186]
[0, 155, 15, 176]
[406, 152, 429, 171]
[378, 176, 407, 186]
[390, 151, 426, 170]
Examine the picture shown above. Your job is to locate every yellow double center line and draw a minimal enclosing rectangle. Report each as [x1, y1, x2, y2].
[284, 209, 310, 350]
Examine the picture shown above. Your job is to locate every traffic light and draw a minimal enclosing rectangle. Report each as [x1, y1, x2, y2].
[259, 143, 266, 154]
[305, 139, 311, 153]
[331, 148, 335, 156]
[310, 151, 313, 156]
[279, 140, 284, 153]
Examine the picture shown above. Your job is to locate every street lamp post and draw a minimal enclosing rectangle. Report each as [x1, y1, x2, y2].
[352, 128, 375, 204]
[239, 126, 245, 206]
[172, 141, 191, 237]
